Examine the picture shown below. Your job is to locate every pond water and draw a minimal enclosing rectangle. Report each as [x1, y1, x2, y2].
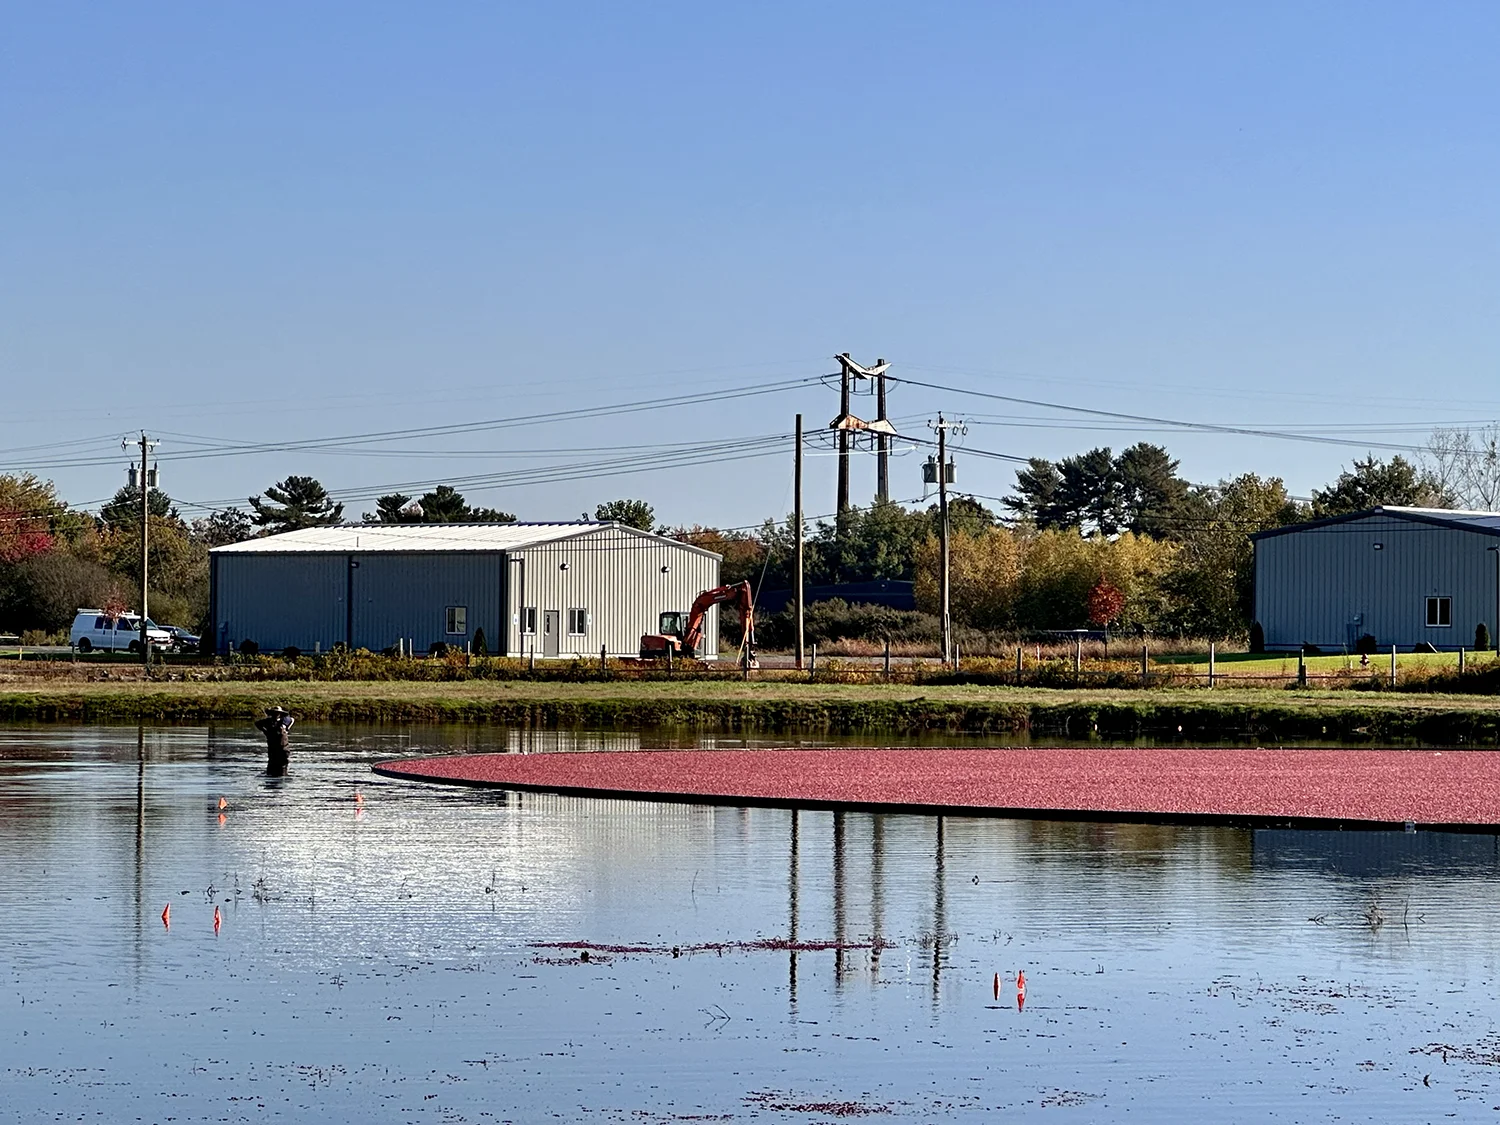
[4, 723, 1500, 1122]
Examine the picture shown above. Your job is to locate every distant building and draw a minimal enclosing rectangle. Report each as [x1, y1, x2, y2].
[209, 522, 721, 658]
[1253, 506, 1500, 651]
[756, 579, 916, 616]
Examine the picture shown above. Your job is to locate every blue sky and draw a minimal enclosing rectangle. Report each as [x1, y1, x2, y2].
[3, 2, 1496, 527]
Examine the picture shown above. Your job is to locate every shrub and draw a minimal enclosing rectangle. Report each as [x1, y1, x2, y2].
[1477, 623, 1491, 652]
[755, 599, 938, 649]
[237, 639, 259, 655]
[282, 646, 301, 660]
[472, 627, 487, 657]
[1354, 633, 1378, 655]
[428, 641, 449, 657]
[1248, 621, 1265, 654]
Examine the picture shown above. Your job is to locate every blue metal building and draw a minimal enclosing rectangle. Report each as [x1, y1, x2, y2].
[1252, 506, 1500, 651]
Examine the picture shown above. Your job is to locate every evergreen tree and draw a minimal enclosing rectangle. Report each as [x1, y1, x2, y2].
[1311, 455, 1453, 517]
[249, 476, 343, 533]
[1055, 447, 1122, 534]
[366, 487, 514, 524]
[417, 485, 473, 523]
[595, 499, 656, 531]
[1115, 442, 1190, 538]
[366, 493, 419, 524]
[1003, 458, 1065, 528]
[100, 485, 176, 527]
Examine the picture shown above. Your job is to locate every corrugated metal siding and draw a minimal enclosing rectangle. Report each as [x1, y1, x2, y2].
[350, 552, 504, 652]
[1255, 514, 1500, 650]
[505, 526, 722, 658]
[214, 553, 347, 653]
[211, 529, 721, 657]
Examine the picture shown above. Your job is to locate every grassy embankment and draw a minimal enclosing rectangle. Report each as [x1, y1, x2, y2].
[4, 676, 1500, 744]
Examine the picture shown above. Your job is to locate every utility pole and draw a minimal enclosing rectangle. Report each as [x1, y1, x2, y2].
[835, 355, 852, 517]
[830, 352, 896, 513]
[874, 358, 889, 505]
[127, 433, 159, 667]
[794, 414, 805, 670]
[928, 415, 964, 665]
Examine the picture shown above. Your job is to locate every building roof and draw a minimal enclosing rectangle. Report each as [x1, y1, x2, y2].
[209, 521, 721, 558]
[1252, 505, 1500, 542]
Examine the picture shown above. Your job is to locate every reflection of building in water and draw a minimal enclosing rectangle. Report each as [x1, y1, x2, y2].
[1253, 829, 1500, 878]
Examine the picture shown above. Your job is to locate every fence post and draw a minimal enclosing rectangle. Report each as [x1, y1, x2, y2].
[1459, 646, 1466, 675]
[810, 643, 817, 679]
[601, 644, 607, 675]
[1297, 650, 1306, 687]
[1140, 642, 1148, 686]
[883, 639, 890, 681]
[954, 642, 961, 672]
[1074, 637, 1082, 677]
[529, 643, 535, 672]
[1015, 645, 1023, 685]
[1390, 644, 1397, 687]
[1208, 641, 1216, 688]
[667, 645, 674, 676]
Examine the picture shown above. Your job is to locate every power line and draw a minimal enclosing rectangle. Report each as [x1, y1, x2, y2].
[0, 377, 820, 472]
[888, 373, 1461, 454]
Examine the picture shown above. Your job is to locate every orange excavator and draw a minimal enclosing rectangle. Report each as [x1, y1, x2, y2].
[640, 580, 757, 665]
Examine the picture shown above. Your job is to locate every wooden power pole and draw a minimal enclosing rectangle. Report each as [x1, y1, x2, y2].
[794, 414, 805, 670]
[928, 415, 964, 665]
[131, 433, 158, 667]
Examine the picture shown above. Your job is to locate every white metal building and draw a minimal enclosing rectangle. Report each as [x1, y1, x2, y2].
[1253, 506, 1500, 651]
[208, 522, 722, 658]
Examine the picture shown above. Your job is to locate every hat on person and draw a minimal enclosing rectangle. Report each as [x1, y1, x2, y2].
[265, 706, 291, 716]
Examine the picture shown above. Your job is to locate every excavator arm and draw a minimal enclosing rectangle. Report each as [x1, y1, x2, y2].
[681, 580, 755, 659]
[641, 580, 756, 661]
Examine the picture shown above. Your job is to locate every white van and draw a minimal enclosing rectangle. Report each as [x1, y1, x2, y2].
[70, 610, 173, 654]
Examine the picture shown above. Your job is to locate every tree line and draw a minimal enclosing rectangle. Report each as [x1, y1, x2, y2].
[4, 430, 1496, 643]
[0, 470, 659, 639]
[670, 439, 1496, 641]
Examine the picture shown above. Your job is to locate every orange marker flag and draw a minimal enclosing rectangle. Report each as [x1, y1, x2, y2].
[993, 973, 1000, 1000]
[1017, 970, 1026, 991]
[161, 904, 170, 928]
[213, 905, 222, 935]
[218, 797, 227, 810]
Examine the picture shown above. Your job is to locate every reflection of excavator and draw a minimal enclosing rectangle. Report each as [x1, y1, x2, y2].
[640, 580, 757, 665]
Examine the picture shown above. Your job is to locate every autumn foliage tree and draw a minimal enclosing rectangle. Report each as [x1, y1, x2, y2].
[1087, 579, 1125, 628]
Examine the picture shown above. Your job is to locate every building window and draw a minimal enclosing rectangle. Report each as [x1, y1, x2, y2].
[520, 607, 537, 635]
[567, 608, 588, 636]
[1426, 596, 1451, 628]
[446, 606, 468, 635]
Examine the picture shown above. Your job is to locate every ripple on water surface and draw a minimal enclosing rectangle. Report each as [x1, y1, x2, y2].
[2, 722, 1500, 1122]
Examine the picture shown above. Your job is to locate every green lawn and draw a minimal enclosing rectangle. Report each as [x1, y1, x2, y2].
[1157, 650, 1497, 675]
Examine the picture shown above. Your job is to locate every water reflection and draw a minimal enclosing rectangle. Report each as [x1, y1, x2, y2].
[3, 723, 1500, 1122]
[1254, 828, 1500, 877]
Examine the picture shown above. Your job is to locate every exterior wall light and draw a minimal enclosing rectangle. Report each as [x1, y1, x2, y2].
[559, 562, 570, 571]
[1372, 543, 1384, 550]
[660, 565, 670, 574]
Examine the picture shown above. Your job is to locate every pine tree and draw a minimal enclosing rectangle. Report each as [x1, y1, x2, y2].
[249, 476, 343, 533]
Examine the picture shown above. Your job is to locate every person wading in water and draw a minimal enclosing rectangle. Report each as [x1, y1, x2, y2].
[254, 706, 295, 775]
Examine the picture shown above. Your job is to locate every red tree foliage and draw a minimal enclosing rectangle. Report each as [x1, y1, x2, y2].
[0, 506, 54, 564]
[1086, 578, 1125, 627]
